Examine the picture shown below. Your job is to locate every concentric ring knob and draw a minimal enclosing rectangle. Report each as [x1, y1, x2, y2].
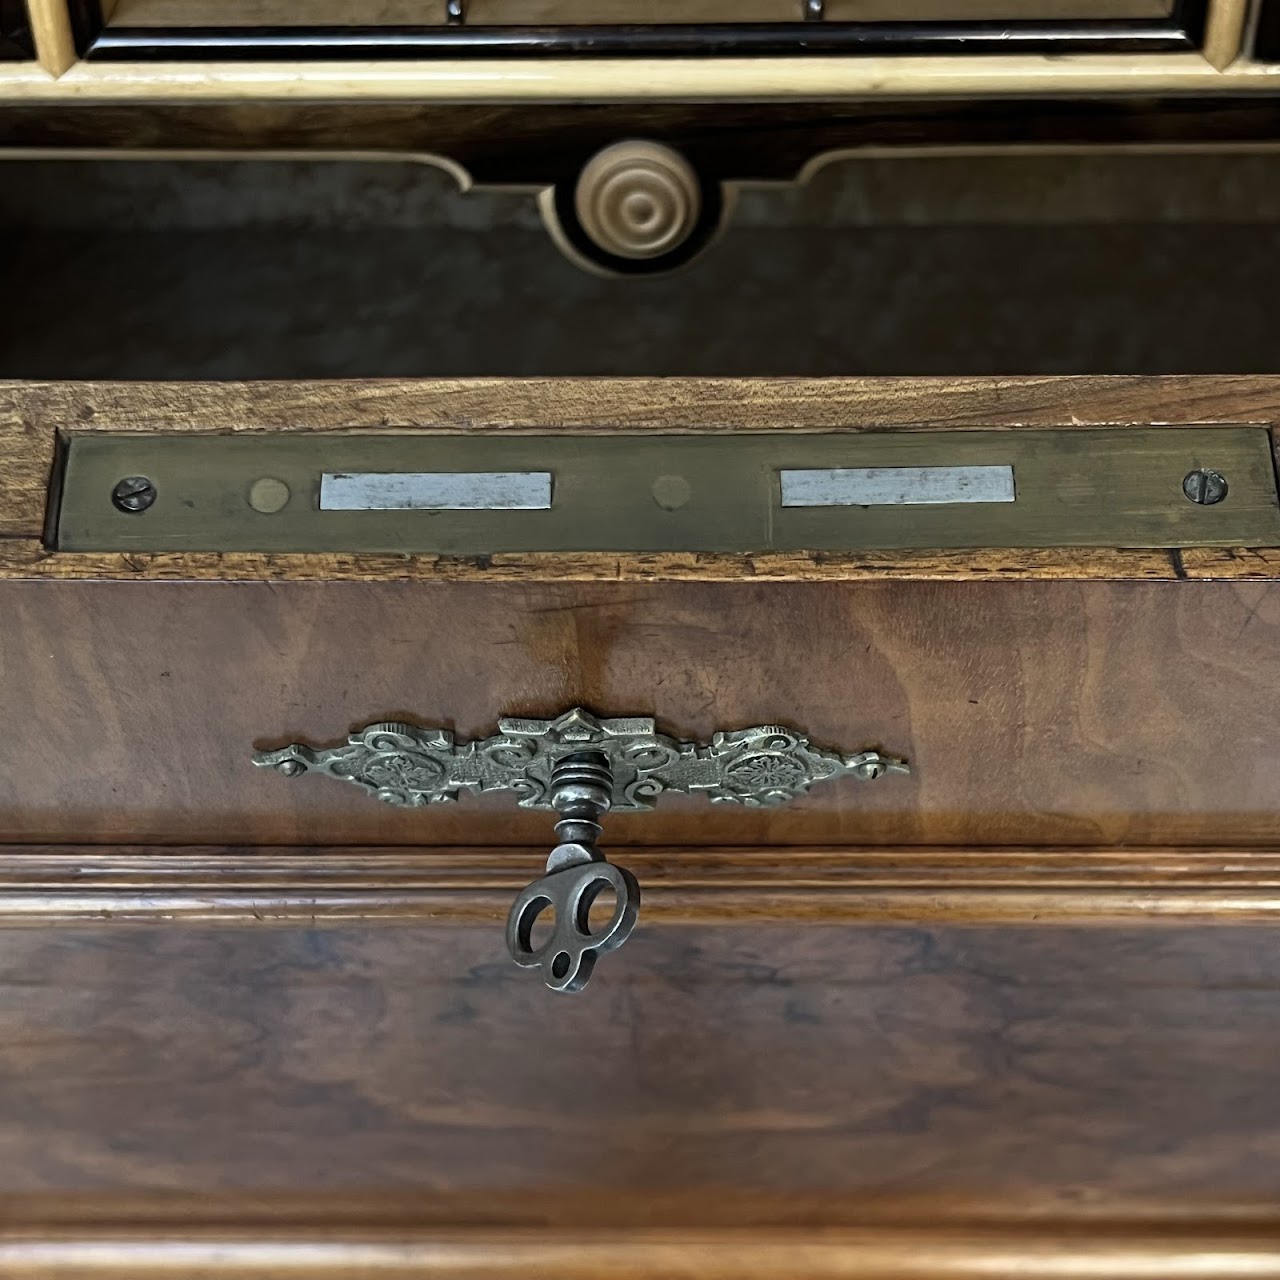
[573, 140, 702, 261]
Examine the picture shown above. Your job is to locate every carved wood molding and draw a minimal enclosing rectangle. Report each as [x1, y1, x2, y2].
[4, 1191, 1280, 1276]
[4, 845, 1280, 924]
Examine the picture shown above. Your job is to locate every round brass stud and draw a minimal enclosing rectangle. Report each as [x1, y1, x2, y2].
[651, 475, 692, 511]
[248, 476, 291, 514]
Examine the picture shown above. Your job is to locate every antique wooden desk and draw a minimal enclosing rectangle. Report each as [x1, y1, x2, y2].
[0, 375, 1279, 1275]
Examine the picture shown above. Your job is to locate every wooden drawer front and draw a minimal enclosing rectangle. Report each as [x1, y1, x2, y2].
[2, 577, 1278, 847]
[2, 380, 1280, 1250]
[6, 919, 1280, 1280]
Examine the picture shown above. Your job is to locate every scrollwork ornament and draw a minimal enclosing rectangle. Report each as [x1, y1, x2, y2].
[253, 708, 908, 810]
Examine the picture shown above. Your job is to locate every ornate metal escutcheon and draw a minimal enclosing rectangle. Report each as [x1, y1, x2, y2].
[253, 708, 909, 992]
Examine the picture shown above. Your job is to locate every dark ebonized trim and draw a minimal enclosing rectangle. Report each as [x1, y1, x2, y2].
[7, 96, 1279, 186]
[66, 0, 101, 56]
[84, 21, 1195, 60]
[7, 97, 1275, 183]
[1256, 0, 1280, 58]
[67, 0, 1205, 61]
[0, 0, 34, 61]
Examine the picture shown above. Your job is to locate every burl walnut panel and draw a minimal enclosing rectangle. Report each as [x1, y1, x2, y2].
[1, 923, 1279, 1200]
[0, 576, 1276, 846]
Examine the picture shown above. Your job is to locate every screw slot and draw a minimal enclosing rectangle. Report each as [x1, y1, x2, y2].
[111, 476, 157, 514]
[1183, 469, 1229, 505]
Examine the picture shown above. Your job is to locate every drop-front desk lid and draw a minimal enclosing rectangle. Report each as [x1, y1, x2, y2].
[4, 376, 1280, 1276]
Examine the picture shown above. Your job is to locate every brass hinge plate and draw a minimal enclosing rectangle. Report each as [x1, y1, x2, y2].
[54, 427, 1280, 553]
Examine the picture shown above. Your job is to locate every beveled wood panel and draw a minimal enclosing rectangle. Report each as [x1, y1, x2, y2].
[2, 923, 1280, 1202]
[1, 578, 1278, 846]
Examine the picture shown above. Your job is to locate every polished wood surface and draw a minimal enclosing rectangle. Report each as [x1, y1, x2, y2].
[2, 923, 1279, 1202]
[3, 845, 1280, 923]
[1, 379, 1278, 1272]
[1, 578, 1278, 846]
[0, 379, 1278, 846]
[6, 1208, 1280, 1279]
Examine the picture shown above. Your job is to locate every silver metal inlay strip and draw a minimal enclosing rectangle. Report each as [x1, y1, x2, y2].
[320, 471, 553, 511]
[779, 464, 1016, 507]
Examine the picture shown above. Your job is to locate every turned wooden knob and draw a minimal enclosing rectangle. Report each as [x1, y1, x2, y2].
[573, 140, 702, 261]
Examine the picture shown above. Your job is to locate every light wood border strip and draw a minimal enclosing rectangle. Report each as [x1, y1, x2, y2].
[25, 0, 76, 76]
[8, 51, 1280, 102]
[1203, 0, 1253, 67]
[3, 846, 1280, 924]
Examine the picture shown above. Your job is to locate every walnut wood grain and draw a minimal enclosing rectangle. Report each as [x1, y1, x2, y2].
[9, 374, 1279, 441]
[3, 923, 1280, 1211]
[0, 541, 1191, 582]
[2, 379, 1278, 846]
[1, 578, 1278, 846]
[2, 845, 1279, 923]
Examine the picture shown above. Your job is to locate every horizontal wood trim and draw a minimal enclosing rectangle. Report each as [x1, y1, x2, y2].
[0, 50, 1257, 101]
[6, 846, 1280, 923]
[4, 1192, 1280, 1276]
[6, 1225, 1280, 1278]
[2, 542, 1277, 581]
[0, 540, 1195, 581]
[10, 375, 1280, 434]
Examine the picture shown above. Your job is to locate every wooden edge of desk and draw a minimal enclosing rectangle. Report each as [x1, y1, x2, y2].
[4, 1225, 1280, 1278]
[3, 845, 1280, 924]
[0, 542, 1276, 581]
[4, 378, 1280, 580]
[4, 1192, 1280, 1277]
[7, 376, 1280, 441]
